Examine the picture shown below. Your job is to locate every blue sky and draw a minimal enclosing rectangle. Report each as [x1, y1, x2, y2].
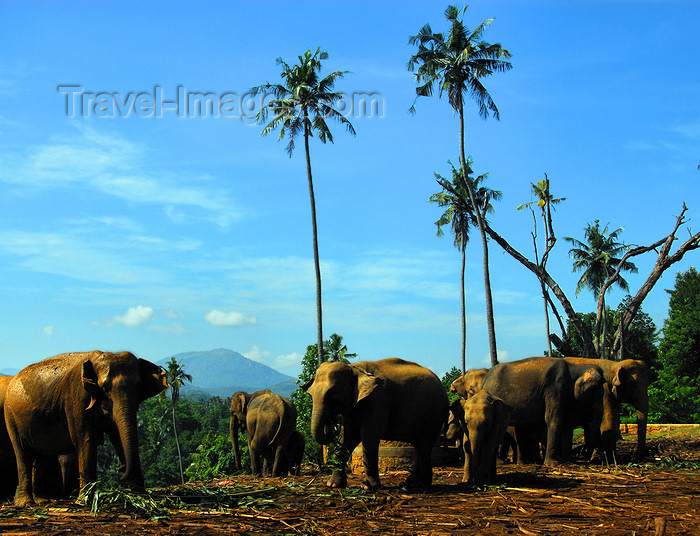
[1, 0, 698, 379]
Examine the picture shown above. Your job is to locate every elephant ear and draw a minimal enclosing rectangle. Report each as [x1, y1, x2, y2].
[232, 392, 248, 418]
[82, 360, 102, 411]
[300, 378, 314, 392]
[138, 358, 168, 402]
[354, 368, 383, 407]
[574, 367, 604, 400]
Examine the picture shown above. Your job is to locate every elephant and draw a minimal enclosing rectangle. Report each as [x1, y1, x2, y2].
[229, 390, 297, 477]
[450, 390, 512, 485]
[450, 368, 488, 400]
[4, 351, 167, 507]
[564, 357, 650, 457]
[481, 357, 605, 466]
[285, 430, 305, 476]
[303, 358, 449, 490]
[0, 375, 18, 500]
[1, 375, 81, 501]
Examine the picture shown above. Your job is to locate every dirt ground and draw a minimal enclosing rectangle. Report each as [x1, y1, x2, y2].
[1, 431, 698, 536]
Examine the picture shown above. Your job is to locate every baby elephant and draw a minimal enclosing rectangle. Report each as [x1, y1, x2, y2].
[452, 390, 512, 486]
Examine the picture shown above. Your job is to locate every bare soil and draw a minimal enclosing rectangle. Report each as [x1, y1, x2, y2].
[1, 431, 698, 536]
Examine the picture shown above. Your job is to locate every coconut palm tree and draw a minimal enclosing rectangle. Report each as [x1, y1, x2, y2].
[408, 5, 512, 365]
[430, 159, 501, 372]
[164, 357, 193, 484]
[517, 176, 566, 356]
[250, 48, 356, 365]
[565, 221, 638, 358]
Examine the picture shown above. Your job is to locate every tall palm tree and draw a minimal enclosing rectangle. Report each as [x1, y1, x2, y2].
[250, 48, 356, 365]
[164, 357, 193, 484]
[409, 5, 512, 366]
[517, 176, 566, 356]
[565, 221, 638, 358]
[430, 159, 501, 372]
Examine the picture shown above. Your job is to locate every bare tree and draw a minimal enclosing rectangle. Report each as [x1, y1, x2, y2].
[482, 203, 699, 359]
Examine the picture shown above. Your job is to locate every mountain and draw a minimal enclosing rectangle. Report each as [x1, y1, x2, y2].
[0, 368, 19, 376]
[160, 348, 297, 399]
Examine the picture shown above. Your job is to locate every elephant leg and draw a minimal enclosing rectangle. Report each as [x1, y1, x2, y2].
[514, 426, 539, 464]
[59, 453, 78, 498]
[407, 437, 434, 488]
[76, 438, 100, 495]
[326, 424, 358, 489]
[543, 422, 561, 466]
[360, 436, 381, 490]
[560, 425, 574, 462]
[461, 433, 472, 483]
[271, 444, 286, 477]
[14, 447, 35, 507]
[249, 437, 262, 477]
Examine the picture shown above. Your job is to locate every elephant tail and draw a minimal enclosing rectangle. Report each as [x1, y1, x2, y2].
[269, 401, 295, 447]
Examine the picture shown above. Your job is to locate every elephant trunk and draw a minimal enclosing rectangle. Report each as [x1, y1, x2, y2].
[113, 399, 144, 489]
[310, 400, 334, 445]
[230, 418, 242, 471]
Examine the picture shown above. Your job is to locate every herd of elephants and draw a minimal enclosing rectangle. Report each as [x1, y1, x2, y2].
[0, 350, 650, 507]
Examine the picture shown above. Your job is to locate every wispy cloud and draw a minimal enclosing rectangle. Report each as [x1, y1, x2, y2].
[0, 126, 243, 226]
[0, 230, 163, 285]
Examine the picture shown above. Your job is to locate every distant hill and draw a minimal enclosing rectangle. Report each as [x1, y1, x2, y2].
[0, 368, 19, 376]
[160, 348, 298, 399]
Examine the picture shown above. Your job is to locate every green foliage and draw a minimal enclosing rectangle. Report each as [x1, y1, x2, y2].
[565, 220, 638, 301]
[648, 369, 700, 424]
[616, 296, 659, 370]
[658, 267, 700, 378]
[250, 48, 356, 157]
[648, 267, 700, 423]
[186, 432, 239, 482]
[441, 366, 462, 404]
[96, 394, 234, 488]
[407, 4, 512, 118]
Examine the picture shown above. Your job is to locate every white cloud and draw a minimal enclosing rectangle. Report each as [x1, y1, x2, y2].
[242, 345, 269, 362]
[274, 352, 302, 370]
[112, 305, 154, 327]
[43, 325, 55, 336]
[204, 309, 257, 327]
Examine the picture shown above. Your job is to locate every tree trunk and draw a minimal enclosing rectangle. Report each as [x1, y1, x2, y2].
[172, 404, 185, 484]
[460, 247, 466, 374]
[542, 280, 552, 356]
[304, 112, 324, 365]
[458, 104, 498, 366]
[600, 300, 607, 359]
